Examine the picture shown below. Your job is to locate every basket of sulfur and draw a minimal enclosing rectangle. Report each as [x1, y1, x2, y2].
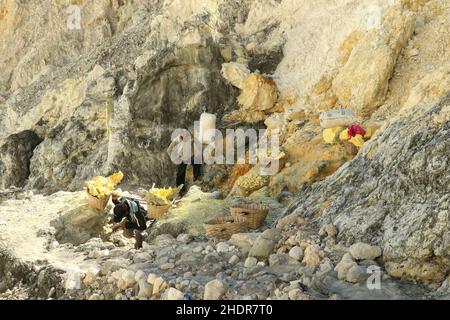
[145, 185, 183, 220]
[85, 171, 124, 210]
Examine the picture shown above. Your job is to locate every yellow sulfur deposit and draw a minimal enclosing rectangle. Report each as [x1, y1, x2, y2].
[339, 129, 350, 141]
[86, 171, 124, 198]
[145, 185, 183, 206]
[349, 134, 365, 148]
[323, 126, 346, 144]
[237, 174, 268, 192]
[364, 127, 372, 139]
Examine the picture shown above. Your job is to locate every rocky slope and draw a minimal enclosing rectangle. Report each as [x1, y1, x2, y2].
[1, 0, 450, 300]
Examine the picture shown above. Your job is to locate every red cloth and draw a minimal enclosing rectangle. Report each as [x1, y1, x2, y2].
[347, 124, 366, 138]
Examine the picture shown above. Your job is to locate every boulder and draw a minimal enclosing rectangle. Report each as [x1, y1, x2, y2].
[346, 265, 369, 284]
[166, 288, 184, 300]
[0, 130, 42, 188]
[349, 243, 382, 261]
[50, 204, 108, 246]
[302, 245, 321, 266]
[288, 246, 304, 261]
[237, 74, 278, 113]
[244, 257, 258, 268]
[230, 233, 260, 255]
[204, 279, 228, 300]
[248, 238, 276, 259]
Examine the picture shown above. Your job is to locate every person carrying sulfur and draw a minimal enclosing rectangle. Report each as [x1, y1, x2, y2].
[110, 193, 148, 249]
[167, 128, 203, 195]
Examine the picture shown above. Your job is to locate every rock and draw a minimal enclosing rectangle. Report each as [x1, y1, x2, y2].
[349, 243, 382, 261]
[318, 259, 334, 274]
[229, 233, 260, 255]
[346, 265, 369, 284]
[147, 273, 157, 285]
[177, 234, 193, 244]
[302, 245, 321, 266]
[289, 246, 304, 261]
[83, 268, 100, 287]
[276, 214, 299, 229]
[248, 229, 280, 258]
[204, 280, 228, 300]
[335, 255, 358, 280]
[261, 229, 282, 242]
[244, 257, 258, 268]
[0, 130, 42, 188]
[134, 270, 146, 283]
[88, 293, 101, 300]
[269, 253, 289, 267]
[216, 242, 231, 253]
[50, 204, 108, 246]
[230, 74, 278, 122]
[138, 281, 153, 299]
[48, 287, 56, 298]
[193, 246, 203, 253]
[249, 237, 276, 258]
[221, 62, 250, 89]
[160, 263, 175, 270]
[324, 224, 338, 238]
[152, 277, 167, 296]
[288, 289, 315, 300]
[133, 252, 152, 263]
[121, 270, 136, 289]
[282, 72, 450, 282]
[332, 7, 416, 116]
[229, 255, 240, 265]
[166, 288, 184, 300]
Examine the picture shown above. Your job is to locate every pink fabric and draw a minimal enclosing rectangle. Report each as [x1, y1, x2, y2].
[347, 124, 366, 138]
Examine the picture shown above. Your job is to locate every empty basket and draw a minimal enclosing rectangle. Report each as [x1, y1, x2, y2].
[203, 215, 248, 240]
[230, 204, 269, 229]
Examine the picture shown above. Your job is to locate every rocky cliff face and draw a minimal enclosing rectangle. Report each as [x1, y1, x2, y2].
[1, 0, 450, 299]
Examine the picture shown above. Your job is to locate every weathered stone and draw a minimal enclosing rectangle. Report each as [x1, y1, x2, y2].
[289, 246, 304, 261]
[216, 242, 231, 253]
[221, 62, 250, 89]
[249, 238, 276, 259]
[269, 253, 289, 266]
[137, 281, 153, 299]
[229, 255, 240, 265]
[302, 245, 321, 266]
[349, 243, 382, 261]
[0, 130, 42, 188]
[166, 288, 184, 300]
[244, 257, 258, 268]
[204, 280, 228, 300]
[346, 265, 369, 284]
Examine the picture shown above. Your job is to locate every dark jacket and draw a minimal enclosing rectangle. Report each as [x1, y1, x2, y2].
[113, 197, 147, 230]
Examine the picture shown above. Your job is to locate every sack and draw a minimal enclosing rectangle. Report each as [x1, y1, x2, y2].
[323, 126, 345, 144]
[349, 134, 365, 148]
[319, 109, 357, 129]
[199, 112, 216, 144]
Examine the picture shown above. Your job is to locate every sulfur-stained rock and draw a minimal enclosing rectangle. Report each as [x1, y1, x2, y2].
[237, 74, 278, 113]
[302, 245, 321, 266]
[332, 7, 416, 116]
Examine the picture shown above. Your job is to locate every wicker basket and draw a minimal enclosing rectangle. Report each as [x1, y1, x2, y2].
[203, 215, 248, 240]
[230, 204, 269, 229]
[86, 190, 110, 211]
[147, 203, 172, 220]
